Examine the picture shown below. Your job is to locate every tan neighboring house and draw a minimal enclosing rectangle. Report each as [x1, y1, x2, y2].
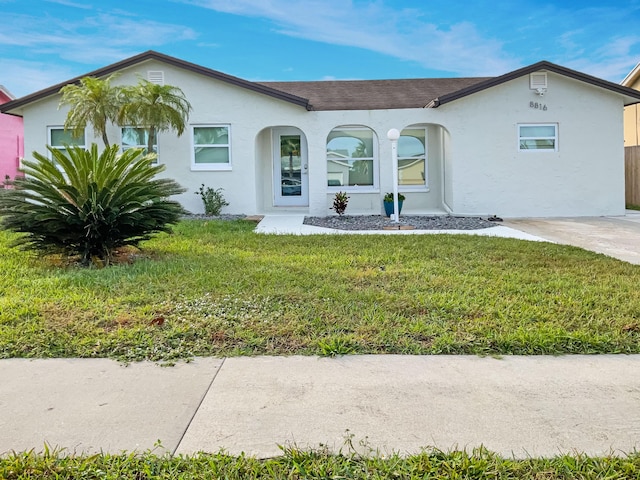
[622, 62, 640, 146]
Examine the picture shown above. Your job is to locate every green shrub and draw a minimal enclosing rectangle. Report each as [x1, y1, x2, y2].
[0, 144, 185, 266]
[196, 184, 229, 215]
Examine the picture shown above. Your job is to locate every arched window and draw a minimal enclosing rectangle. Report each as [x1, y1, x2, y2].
[398, 127, 427, 188]
[327, 126, 378, 190]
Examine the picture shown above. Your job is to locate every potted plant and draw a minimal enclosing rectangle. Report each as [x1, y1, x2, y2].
[383, 192, 405, 217]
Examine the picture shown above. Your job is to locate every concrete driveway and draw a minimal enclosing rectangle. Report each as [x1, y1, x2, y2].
[505, 212, 640, 264]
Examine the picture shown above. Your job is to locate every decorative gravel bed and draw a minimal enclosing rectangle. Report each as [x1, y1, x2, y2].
[303, 215, 498, 231]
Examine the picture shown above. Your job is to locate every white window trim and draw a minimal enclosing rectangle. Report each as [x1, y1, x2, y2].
[326, 126, 379, 192]
[47, 126, 85, 159]
[191, 124, 232, 171]
[398, 127, 428, 191]
[121, 126, 159, 164]
[518, 123, 558, 152]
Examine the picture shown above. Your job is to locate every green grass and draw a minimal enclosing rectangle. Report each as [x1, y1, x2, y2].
[626, 204, 640, 211]
[1, 219, 640, 361]
[1, 445, 639, 479]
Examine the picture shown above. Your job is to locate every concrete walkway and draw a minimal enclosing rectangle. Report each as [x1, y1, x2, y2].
[255, 214, 547, 241]
[1, 355, 639, 458]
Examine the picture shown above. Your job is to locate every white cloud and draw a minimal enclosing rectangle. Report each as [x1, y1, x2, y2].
[0, 12, 198, 65]
[0, 59, 79, 97]
[552, 30, 640, 82]
[177, 0, 640, 81]
[179, 0, 519, 76]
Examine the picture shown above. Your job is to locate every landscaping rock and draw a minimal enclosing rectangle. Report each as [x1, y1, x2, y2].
[303, 215, 497, 231]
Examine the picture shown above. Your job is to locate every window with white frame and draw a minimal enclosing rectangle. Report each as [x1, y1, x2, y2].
[48, 127, 85, 157]
[121, 127, 158, 163]
[191, 125, 231, 170]
[398, 128, 427, 188]
[518, 124, 557, 151]
[327, 127, 377, 189]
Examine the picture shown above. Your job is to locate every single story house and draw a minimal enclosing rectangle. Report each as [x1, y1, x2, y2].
[3, 51, 640, 217]
[0, 85, 24, 183]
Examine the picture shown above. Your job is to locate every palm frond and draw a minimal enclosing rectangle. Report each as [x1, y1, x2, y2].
[0, 144, 186, 265]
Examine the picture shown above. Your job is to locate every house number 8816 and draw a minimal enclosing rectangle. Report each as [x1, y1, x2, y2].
[529, 101, 547, 111]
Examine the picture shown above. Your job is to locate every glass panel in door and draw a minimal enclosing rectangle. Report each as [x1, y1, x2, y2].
[280, 135, 302, 197]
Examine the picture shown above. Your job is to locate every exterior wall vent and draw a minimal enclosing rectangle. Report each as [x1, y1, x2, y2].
[147, 71, 165, 85]
[530, 72, 548, 90]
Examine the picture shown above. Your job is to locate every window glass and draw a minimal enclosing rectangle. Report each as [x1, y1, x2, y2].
[327, 128, 376, 188]
[398, 128, 426, 187]
[519, 124, 557, 151]
[50, 129, 84, 147]
[194, 126, 229, 145]
[192, 125, 231, 169]
[49, 127, 85, 159]
[122, 127, 158, 162]
[520, 125, 555, 137]
[195, 146, 229, 164]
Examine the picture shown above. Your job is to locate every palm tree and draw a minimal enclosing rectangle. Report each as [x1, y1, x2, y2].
[119, 79, 192, 154]
[0, 144, 185, 266]
[58, 75, 122, 147]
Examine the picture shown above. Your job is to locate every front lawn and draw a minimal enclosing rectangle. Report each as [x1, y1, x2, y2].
[1, 219, 639, 361]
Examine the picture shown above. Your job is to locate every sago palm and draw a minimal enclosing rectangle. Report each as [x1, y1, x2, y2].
[0, 144, 186, 265]
[119, 79, 192, 154]
[59, 75, 122, 147]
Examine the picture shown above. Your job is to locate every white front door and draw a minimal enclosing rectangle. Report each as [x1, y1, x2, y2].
[273, 128, 309, 206]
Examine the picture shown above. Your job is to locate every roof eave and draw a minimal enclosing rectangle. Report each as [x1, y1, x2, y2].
[0, 50, 311, 114]
[621, 62, 640, 87]
[435, 61, 640, 107]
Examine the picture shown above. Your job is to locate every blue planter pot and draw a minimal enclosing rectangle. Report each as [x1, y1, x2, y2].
[383, 200, 403, 217]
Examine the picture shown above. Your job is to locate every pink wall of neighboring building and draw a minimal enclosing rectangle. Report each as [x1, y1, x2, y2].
[0, 87, 24, 182]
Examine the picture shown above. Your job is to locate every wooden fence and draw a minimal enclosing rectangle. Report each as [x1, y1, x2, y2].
[625, 146, 640, 206]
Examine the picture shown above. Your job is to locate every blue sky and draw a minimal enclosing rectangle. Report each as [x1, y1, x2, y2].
[1, 0, 639, 98]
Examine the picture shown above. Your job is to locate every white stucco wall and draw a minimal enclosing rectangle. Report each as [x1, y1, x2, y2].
[19, 61, 626, 218]
[441, 72, 625, 217]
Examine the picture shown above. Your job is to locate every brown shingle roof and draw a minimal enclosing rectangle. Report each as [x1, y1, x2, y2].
[260, 77, 491, 111]
[3, 52, 640, 116]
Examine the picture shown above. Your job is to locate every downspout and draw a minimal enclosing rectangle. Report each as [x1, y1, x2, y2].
[440, 128, 454, 214]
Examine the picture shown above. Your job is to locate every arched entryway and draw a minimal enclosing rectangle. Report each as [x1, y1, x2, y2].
[272, 127, 309, 207]
[255, 126, 309, 212]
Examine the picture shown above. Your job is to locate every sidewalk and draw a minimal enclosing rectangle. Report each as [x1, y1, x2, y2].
[1, 355, 639, 458]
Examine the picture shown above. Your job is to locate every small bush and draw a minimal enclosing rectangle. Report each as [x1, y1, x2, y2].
[196, 184, 229, 215]
[332, 191, 350, 215]
[0, 144, 185, 266]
